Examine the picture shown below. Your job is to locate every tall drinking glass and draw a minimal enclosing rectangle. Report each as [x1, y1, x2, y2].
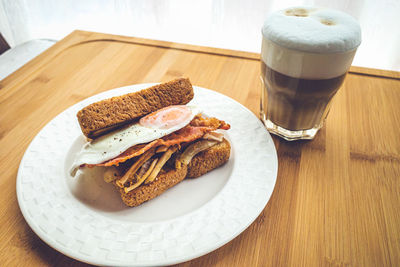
[260, 7, 361, 140]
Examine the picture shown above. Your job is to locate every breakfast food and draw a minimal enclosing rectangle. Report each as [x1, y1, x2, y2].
[77, 78, 194, 139]
[70, 78, 231, 207]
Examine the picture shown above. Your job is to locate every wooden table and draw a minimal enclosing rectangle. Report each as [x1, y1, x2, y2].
[1, 30, 399, 266]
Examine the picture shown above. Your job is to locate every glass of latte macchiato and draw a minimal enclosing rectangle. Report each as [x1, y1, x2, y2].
[260, 7, 361, 141]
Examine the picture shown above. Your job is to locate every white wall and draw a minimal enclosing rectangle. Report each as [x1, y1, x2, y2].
[1, 0, 399, 71]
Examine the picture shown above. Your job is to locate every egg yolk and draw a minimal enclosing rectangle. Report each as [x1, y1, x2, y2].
[139, 105, 192, 129]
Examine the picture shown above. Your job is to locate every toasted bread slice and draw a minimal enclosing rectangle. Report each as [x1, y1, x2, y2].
[77, 78, 194, 139]
[118, 139, 230, 207]
[186, 138, 231, 178]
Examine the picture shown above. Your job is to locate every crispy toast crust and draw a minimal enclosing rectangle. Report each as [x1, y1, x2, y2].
[77, 78, 194, 139]
[118, 139, 231, 207]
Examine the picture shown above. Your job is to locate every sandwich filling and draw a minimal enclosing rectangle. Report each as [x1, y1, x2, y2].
[71, 105, 230, 192]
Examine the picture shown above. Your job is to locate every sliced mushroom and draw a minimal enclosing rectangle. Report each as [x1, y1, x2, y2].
[176, 140, 219, 169]
[144, 146, 178, 184]
[124, 158, 158, 193]
[115, 148, 155, 188]
[203, 132, 224, 142]
[155, 145, 169, 153]
[137, 159, 152, 177]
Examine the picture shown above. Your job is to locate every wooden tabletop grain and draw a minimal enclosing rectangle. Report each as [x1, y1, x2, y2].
[1, 30, 399, 267]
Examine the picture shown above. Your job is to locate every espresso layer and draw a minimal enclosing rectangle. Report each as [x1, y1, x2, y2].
[261, 62, 345, 130]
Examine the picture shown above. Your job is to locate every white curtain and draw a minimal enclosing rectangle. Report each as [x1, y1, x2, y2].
[0, 0, 399, 71]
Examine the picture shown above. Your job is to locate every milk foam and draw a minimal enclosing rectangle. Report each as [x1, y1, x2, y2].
[262, 7, 361, 53]
[261, 7, 361, 79]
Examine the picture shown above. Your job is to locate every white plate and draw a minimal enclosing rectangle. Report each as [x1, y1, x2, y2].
[17, 84, 278, 266]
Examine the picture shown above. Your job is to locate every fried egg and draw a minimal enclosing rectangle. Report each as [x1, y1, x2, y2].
[70, 105, 201, 175]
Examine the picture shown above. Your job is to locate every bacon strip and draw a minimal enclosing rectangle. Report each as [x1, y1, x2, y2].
[86, 116, 230, 167]
[191, 115, 230, 130]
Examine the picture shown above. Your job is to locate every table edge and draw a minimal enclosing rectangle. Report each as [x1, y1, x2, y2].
[1, 29, 399, 89]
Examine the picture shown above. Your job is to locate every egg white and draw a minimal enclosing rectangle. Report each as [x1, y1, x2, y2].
[70, 106, 201, 176]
